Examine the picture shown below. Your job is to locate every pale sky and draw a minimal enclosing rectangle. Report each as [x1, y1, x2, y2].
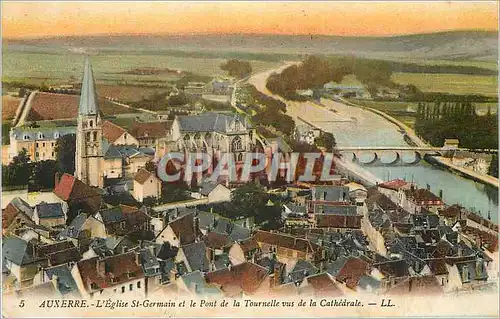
[2, 1, 498, 39]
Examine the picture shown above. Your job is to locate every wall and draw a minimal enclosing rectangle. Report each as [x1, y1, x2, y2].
[113, 132, 139, 146]
[38, 216, 66, 228]
[228, 244, 246, 265]
[361, 216, 387, 256]
[207, 184, 231, 203]
[104, 158, 123, 179]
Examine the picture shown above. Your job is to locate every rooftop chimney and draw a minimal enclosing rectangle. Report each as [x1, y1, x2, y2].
[194, 216, 200, 242]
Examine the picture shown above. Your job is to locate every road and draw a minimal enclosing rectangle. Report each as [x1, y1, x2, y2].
[247, 62, 353, 124]
[14, 90, 37, 127]
[336, 146, 498, 153]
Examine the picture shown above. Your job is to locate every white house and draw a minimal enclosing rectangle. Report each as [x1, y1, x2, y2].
[133, 169, 162, 202]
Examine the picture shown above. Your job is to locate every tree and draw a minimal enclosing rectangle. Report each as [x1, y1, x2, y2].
[8, 148, 32, 187]
[314, 132, 337, 151]
[231, 182, 268, 217]
[220, 59, 252, 79]
[145, 161, 157, 173]
[143, 196, 159, 207]
[30, 160, 58, 190]
[161, 182, 191, 203]
[55, 134, 76, 175]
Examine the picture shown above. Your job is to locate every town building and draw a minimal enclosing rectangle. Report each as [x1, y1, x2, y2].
[71, 252, 146, 299]
[8, 127, 75, 163]
[32, 202, 66, 228]
[133, 168, 162, 202]
[2, 197, 35, 236]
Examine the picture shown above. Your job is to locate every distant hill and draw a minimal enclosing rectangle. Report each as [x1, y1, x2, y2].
[4, 30, 498, 62]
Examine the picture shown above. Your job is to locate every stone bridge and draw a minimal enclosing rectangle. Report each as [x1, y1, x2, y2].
[336, 146, 498, 166]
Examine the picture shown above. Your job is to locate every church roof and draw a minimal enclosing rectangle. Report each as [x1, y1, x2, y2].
[79, 57, 99, 116]
[177, 112, 251, 133]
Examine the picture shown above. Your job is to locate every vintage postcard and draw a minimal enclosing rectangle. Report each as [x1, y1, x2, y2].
[1, 1, 499, 318]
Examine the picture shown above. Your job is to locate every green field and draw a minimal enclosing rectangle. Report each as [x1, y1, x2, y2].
[2, 52, 282, 85]
[392, 72, 498, 97]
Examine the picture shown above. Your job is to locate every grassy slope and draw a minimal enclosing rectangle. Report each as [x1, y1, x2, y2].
[5, 30, 497, 61]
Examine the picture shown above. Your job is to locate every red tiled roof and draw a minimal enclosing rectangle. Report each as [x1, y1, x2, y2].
[253, 230, 320, 254]
[102, 120, 127, 143]
[2, 203, 22, 230]
[335, 257, 370, 290]
[130, 121, 172, 139]
[205, 262, 269, 296]
[425, 259, 449, 276]
[374, 259, 410, 278]
[26, 92, 79, 121]
[386, 276, 443, 296]
[37, 241, 75, 258]
[54, 173, 100, 201]
[53, 174, 102, 213]
[305, 273, 343, 297]
[378, 179, 409, 191]
[53, 174, 76, 201]
[2, 96, 21, 121]
[203, 232, 231, 249]
[439, 205, 463, 218]
[167, 213, 202, 246]
[405, 188, 442, 204]
[76, 252, 144, 292]
[47, 247, 82, 266]
[134, 168, 154, 184]
[315, 214, 361, 229]
[238, 237, 260, 254]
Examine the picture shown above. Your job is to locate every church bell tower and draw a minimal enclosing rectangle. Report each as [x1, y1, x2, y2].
[75, 57, 104, 188]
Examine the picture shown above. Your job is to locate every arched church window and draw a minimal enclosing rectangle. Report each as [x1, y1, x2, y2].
[237, 153, 243, 162]
[86, 132, 91, 141]
[232, 136, 242, 151]
[184, 135, 190, 141]
[194, 133, 201, 139]
[93, 131, 98, 141]
[89, 120, 93, 128]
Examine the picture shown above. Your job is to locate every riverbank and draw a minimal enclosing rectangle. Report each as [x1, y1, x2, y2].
[428, 156, 499, 189]
[334, 156, 383, 187]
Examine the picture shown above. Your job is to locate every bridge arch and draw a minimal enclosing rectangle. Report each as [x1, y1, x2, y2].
[401, 151, 421, 165]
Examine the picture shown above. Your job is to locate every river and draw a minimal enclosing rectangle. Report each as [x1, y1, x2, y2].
[247, 67, 499, 223]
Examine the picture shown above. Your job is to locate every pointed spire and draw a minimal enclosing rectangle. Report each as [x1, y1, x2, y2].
[79, 57, 99, 116]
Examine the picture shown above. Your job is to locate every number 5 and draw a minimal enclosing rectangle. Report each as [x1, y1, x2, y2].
[19, 300, 25, 308]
